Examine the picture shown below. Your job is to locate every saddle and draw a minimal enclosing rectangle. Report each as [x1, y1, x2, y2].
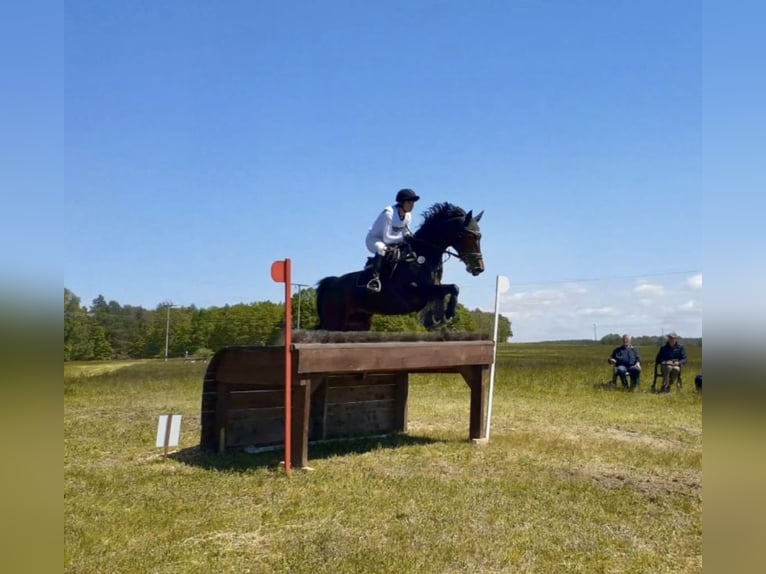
[363, 245, 423, 271]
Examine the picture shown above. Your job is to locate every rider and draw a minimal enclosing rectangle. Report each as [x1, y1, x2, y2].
[365, 188, 420, 292]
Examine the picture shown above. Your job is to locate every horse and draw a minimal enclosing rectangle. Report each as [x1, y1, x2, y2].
[316, 202, 485, 331]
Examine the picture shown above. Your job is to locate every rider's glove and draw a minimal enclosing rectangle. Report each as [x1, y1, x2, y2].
[385, 246, 400, 263]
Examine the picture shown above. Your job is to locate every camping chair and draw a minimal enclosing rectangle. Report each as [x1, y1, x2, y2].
[611, 366, 640, 390]
[651, 363, 683, 392]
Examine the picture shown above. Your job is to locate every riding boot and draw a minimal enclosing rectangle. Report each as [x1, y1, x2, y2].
[366, 254, 384, 292]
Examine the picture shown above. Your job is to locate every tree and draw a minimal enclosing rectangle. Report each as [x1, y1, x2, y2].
[371, 313, 427, 332]
[292, 287, 318, 330]
[89, 295, 147, 358]
[64, 289, 91, 360]
[64, 288, 522, 360]
[600, 333, 623, 346]
[468, 308, 512, 341]
[90, 326, 113, 360]
[64, 289, 114, 360]
[205, 302, 285, 350]
[448, 305, 478, 331]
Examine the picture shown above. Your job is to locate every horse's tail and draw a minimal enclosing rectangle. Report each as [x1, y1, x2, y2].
[315, 276, 337, 330]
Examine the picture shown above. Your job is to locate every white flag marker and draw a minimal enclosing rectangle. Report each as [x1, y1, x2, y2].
[486, 275, 509, 439]
[156, 414, 182, 457]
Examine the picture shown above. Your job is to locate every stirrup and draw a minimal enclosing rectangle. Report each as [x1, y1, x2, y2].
[366, 276, 381, 292]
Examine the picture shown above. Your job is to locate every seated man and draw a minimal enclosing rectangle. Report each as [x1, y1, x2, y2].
[655, 332, 687, 393]
[608, 334, 642, 389]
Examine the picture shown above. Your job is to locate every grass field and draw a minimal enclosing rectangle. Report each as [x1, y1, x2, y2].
[64, 343, 702, 573]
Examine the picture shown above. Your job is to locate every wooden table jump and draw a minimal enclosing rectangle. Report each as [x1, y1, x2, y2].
[201, 340, 494, 468]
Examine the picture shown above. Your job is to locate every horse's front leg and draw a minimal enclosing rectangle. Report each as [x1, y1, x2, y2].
[423, 300, 444, 329]
[443, 284, 459, 320]
[421, 284, 459, 328]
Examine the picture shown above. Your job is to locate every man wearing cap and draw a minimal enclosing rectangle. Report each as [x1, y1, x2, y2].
[655, 332, 687, 392]
[365, 188, 420, 292]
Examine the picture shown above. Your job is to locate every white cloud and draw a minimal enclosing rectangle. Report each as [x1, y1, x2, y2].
[563, 283, 588, 294]
[685, 274, 703, 291]
[676, 299, 702, 316]
[508, 289, 568, 307]
[575, 306, 618, 317]
[496, 274, 702, 342]
[634, 280, 664, 296]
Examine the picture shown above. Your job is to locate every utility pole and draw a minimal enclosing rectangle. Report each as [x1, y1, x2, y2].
[162, 301, 178, 362]
[292, 283, 311, 329]
[593, 323, 597, 342]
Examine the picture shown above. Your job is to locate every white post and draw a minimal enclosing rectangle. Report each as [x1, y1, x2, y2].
[164, 305, 171, 362]
[163, 303, 177, 362]
[486, 275, 509, 439]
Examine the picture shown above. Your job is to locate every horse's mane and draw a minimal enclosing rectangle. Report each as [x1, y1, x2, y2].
[416, 202, 466, 238]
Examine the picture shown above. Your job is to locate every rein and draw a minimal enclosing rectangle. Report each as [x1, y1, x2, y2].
[411, 230, 482, 265]
[409, 212, 483, 268]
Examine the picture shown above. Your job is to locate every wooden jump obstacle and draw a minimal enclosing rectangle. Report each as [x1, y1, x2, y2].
[200, 339, 494, 468]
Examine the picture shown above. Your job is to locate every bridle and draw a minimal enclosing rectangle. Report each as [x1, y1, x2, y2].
[412, 221, 483, 268]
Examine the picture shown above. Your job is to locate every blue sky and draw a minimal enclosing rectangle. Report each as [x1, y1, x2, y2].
[59, 1, 704, 342]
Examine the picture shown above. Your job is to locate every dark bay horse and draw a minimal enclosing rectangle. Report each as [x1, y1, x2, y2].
[316, 202, 485, 331]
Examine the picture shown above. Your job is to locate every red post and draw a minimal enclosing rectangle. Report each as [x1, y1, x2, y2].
[270, 259, 293, 476]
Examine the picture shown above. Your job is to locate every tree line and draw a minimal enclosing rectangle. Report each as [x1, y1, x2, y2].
[599, 333, 702, 347]
[64, 288, 512, 361]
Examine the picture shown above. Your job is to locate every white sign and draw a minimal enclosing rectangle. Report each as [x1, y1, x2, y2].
[156, 414, 182, 448]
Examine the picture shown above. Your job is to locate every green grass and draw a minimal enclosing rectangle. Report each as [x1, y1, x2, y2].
[65, 344, 702, 573]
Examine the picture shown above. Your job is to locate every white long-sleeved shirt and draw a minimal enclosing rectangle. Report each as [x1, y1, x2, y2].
[365, 205, 412, 255]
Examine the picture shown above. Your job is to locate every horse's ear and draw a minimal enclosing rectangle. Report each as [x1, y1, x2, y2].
[464, 211, 473, 225]
[474, 210, 484, 222]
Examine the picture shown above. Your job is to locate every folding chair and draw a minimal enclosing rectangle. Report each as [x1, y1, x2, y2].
[652, 363, 683, 392]
[611, 366, 639, 390]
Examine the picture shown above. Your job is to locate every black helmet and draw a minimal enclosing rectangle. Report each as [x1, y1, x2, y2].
[396, 188, 420, 203]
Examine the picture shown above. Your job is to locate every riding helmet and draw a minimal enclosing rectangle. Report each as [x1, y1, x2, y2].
[396, 188, 420, 203]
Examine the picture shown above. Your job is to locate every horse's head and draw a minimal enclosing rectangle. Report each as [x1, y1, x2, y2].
[451, 209, 485, 276]
[414, 202, 486, 276]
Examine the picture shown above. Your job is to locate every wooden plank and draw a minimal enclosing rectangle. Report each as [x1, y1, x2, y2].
[292, 379, 311, 469]
[215, 384, 231, 453]
[201, 390, 217, 412]
[215, 347, 285, 386]
[393, 372, 409, 432]
[294, 341, 493, 374]
[324, 373, 400, 385]
[200, 354, 222, 451]
[324, 400, 397, 437]
[310, 377, 328, 441]
[200, 411, 216, 451]
[326, 383, 397, 404]
[226, 388, 285, 410]
[226, 407, 284, 447]
[459, 365, 489, 440]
